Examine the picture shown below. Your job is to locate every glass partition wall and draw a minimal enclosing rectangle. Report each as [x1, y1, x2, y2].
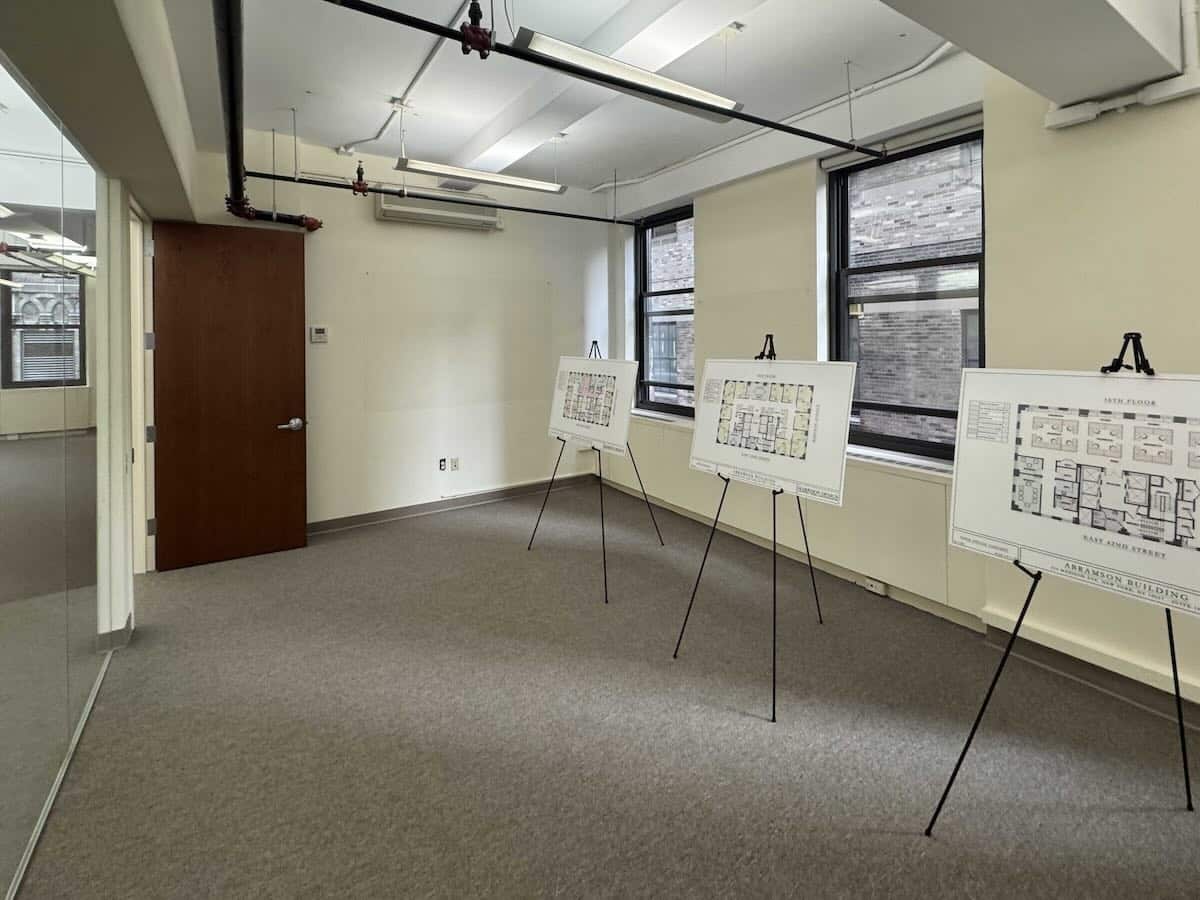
[0, 61, 100, 893]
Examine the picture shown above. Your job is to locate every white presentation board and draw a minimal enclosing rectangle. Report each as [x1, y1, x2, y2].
[689, 359, 856, 504]
[548, 357, 637, 455]
[951, 368, 1200, 617]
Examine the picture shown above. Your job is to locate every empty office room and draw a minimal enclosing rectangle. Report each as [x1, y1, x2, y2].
[2, 0, 1199, 897]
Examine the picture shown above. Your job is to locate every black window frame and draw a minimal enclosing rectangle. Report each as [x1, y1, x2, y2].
[828, 131, 984, 461]
[0, 269, 88, 389]
[635, 204, 696, 417]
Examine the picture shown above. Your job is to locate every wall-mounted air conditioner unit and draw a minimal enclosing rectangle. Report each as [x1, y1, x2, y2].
[374, 188, 503, 231]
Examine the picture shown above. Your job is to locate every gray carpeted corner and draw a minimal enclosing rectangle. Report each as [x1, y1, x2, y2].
[18, 483, 1200, 898]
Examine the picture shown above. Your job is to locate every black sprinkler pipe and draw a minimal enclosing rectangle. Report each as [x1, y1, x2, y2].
[246, 170, 637, 227]
[319, 0, 886, 160]
[213, 0, 322, 230]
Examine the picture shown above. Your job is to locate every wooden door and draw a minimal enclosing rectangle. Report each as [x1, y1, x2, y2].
[152, 222, 306, 570]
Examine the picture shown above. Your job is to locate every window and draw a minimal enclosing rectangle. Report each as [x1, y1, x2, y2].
[635, 206, 695, 415]
[829, 133, 983, 459]
[1, 270, 86, 388]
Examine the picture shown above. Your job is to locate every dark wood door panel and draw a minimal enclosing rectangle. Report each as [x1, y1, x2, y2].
[153, 222, 306, 570]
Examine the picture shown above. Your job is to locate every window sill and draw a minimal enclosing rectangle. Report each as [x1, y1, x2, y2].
[0, 383, 90, 392]
[846, 444, 952, 482]
[631, 408, 695, 433]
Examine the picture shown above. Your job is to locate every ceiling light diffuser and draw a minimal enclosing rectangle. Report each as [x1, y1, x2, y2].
[512, 27, 742, 123]
[394, 157, 566, 194]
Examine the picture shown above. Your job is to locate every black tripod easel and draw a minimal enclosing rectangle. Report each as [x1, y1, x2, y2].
[527, 342, 665, 604]
[925, 331, 1193, 837]
[672, 334, 824, 723]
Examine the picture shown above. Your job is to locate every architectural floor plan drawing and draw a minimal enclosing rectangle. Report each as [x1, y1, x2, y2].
[548, 357, 636, 456]
[952, 369, 1200, 615]
[1011, 405, 1200, 550]
[716, 379, 814, 459]
[689, 359, 855, 504]
[561, 371, 616, 427]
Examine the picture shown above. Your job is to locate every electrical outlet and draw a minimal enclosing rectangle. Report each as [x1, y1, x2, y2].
[450, 457, 460, 471]
[855, 576, 888, 597]
[439, 458, 447, 471]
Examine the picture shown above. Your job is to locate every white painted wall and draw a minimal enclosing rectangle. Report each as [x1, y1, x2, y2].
[192, 138, 614, 524]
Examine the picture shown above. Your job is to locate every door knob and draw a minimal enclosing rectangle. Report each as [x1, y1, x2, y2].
[277, 417, 305, 431]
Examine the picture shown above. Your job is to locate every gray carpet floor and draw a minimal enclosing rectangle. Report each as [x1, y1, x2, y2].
[18, 482, 1200, 898]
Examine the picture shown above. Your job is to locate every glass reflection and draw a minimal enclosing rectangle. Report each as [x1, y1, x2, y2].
[0, 60, 98, 890]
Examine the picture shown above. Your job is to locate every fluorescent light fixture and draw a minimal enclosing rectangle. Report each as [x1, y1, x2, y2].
[512, 27, 742, 123]
[0, 204, 12, 219]
[0, 277, 19, 288]
[394, 157, 566, 194]
[47, 252, 96, 274]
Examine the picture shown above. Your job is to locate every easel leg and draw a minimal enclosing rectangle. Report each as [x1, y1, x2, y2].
[796, 497, 823, 625]
[627, 443, 665, 546]
[528, 437, 567, 550]
[1166, 608, 1194, 811]
[673, 475, 731, 659]
[596, 449, 608, 605]
[772, 489, 782, 723]
[926, 563, 1042, 837]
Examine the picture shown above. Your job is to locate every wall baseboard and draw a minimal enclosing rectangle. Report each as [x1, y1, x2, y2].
[307, 474, 596, 535]
[96, 612, 132, 652]
[989, 626, 1200, 731]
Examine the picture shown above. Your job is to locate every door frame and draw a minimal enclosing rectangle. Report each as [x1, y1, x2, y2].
[129, 199, 155, 573]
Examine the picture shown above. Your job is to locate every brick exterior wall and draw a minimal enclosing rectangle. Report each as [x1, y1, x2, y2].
[645, 218, 696, 406]
[647, 218, 695, 293]
[848, 140, 982, 267]
[853, 301, 972, 444]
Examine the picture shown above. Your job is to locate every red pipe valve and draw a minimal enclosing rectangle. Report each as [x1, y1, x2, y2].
[352, 162, 369, 196]
[460, 0, 492, 58]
